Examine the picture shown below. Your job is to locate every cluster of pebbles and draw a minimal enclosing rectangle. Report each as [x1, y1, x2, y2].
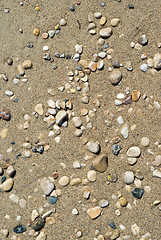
[0, 1, 161, 240]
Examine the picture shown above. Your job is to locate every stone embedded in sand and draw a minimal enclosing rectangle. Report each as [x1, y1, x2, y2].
[100, 16, 107, 25]
[87, 170, 97, 182]
[2, 178, 14, 191]
[152, 155, 161, 167]
[141, 137, 149, 147]
[120, 124, 128, 139]
[94, 12, 102, 19]
[36, 231, 46, 240]
[88, 61, 97, 72]
[59, 176, 70, 186]
[124, 171, 134, 184]
[59, 18, 67, 26]
[79, 59, 89, 68]
[22, 60, 32, 69]
[40, 177, 55, 195]
[56, 110, 67, 126]
[111, 18, 120, 27]
[92, 154, 108, 172]
[0, 128, 8, 138]
[132, 90, 141, 101]
[72, 117, 82, 128]
[33, 28, 40, 36]
[153, 53, 161, 70]
[97, 60, 104, 70]
[87, 141, 100, 154]
[99, 27, 112, 38]
[127, 146, 141, 157]
[17, 64, 25, 75]
[88, 23, 96, 30]
[119, 197, 127, 207]
[131, 223, 140, 235]
[35, 104, 43, 115]
[109, 69, 122, 85]
[87, 207, 101, 219]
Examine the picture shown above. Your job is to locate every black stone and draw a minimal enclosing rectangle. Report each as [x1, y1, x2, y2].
[69, 4, 75, 12]
[1, 176, 6, 183]
[27, 42, 34, 48]
[132, 188, 144, 199]
[112, 144, 122, 155]
[32, 145, 44, 154]
[77, 65, 82, 71]
[109, 222, 117, 229]
[66, 54, 71, 59]
[44, 53, 51, 60]
[129, 4, 134, 9]
[13, 225, 26, 234]
[32, 217, 45, 231]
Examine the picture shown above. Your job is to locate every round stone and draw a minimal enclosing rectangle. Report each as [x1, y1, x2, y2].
[35, 104, 43, 115]
[94, 12, 102, 18]
[111, 18, 120, 27]
[132, 90, 141, 101]
[72, 117, 82, 128]
[138, 34, 148, 45]
[127, 146, 141, 157]
[0, 128, 8, 138]
[33, 28, 40, 36]
[140, 64, 148, 72]
[59, 176, 69, 186]
[99, 27, 112, 38]
[99, 199, 109, 208]
[127, 157, 137, 165]
[40, 177, 55, 195]
[70, 178, 82, 186]
[72, 208, 79, 215]
[2, 178, 14, 191]
[88, 23, 96, 30]
[141, 137, 150, 146]
[87, 170, 97, 182]
[124, 171, 134, 184]
[59, 19, 67, 26]
[100, 16, 107, 25]
[119, 197, 127, 207]
[88, 61, 97, 71]
[109, 69, 122, 85]
[87, 141, 100, 154]
[22, 60, 32, 69]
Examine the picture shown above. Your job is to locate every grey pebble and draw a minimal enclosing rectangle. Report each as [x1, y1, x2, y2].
[140, 64, 148, 72]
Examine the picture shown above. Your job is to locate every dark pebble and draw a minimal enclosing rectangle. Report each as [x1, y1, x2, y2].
[100, 2, 106, 7]
[55, 53, 60, 58]
[55, 30, 60, 35]
[132, 188, 144, 199]
[66, 54, 71, 59]
[44, 53, 51, 60]
[112, 60, 120, 68]
[129, 4, 134, 9]
[1, 176, 6, 183]
[7, 58, 13, 65]
[32, 217, 45, 231]
[16, 75, 21, 79]
[49, 197, 58, 204]
[52, 64, 58, 70]
[16, 153, 21, 159]
[11, 141, 15, 145]
[32, 146, 44, 154]
[13, 98, 19, 103]
[104, 43, 109, 49]
[0, 109, 11, 121]
[69, 4, 75, 12]
[112, 144, 122, 155]
[122, 95, 132, 105]
[13, 225, 26, 234]
[77, 65, 82, 71]
[50, 58, 54, 63]
[109, 222, 117, 229]
[27, 42, 34, 48]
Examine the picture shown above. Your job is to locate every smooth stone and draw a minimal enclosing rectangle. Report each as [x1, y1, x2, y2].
[36, 232, 46, 240]
[19, 199, 26, 208]
[141, 137, 149, 146]
[5, 90, 14, 96]
[35, 104, 43, 115]
[109, 222, 117, 229]
[0, 128, 8, 138]
[114, 99, 122, 106]
[22, 60, 32, 69]
[131, 223, 140, 235]
[99, 199, 109, 208]
[94, 12, 102, 18]
[138, 34, 148, 45]
[152, 170, 161, 178]
[88, 13, 94, 22]
[154, 53, 161, 70]
[89, 29, 96, 35]
[40, 177, 55, 195]
[88, 23, 96, 30]
[59, 18, 67, 26]
[92, 154, 108, 172]
[147, 58, 154, 67]
[132, 90, 141, 101]
[17, 64, 25, 75]
[48, 30, 55, 38]
[111, 18, 120, 27]
[73, 53, 80, 61]
[73, 161, 81, 169]
[87, 207, 101, 219]
[124, 171, 134, 184]
[127, 157, 137, 165]
[72, 117, 82, 128]
[6, 166, 16, 177]
[119, 197, 127, 207]
[88, 61, 97, 71]
[9, 194, 19, 203]
[97, 38, 105, 45]
[152, 155, 161, 166]
[49, 197, 58, 204]
[132, 188, 144, 199]
[117, 116, 123, 124]
[75, 44, 83, 54]
[87, 141, 100, 154]
[13, 225, 26, 234]
[75, 129, 82, 137]
[100, 16, 107, 25]
[98, 52, 107, 58]
[120, 124, 128, 139]
[87, 170, 97, 182]
[70, 178, 82, 186]
[72, 208, 79, 215]
[56, 110, 67, 126]
[32, 217, 45, 231]
[127, 146, 141, 157]
[109, 69, 122, 85]
[33, 28, 40, 36]
[135, 43, 142, 50]
[140, 64, 148, 72]
[99, 27, 112, 38]
[59, 176, 69, 186]
[97, 60, 104, 70]
[124, 61, 133, 71]
[111, 229, 120, 240]
[2, 178, 13, 191]
[13, 78, 19, 85]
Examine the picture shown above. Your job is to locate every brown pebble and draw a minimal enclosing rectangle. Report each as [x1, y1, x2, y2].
[132, 90, 141, 102]
[42, 32, 49, 39]
[119, 197, 127, 207]
[52, 172, 59, 179]
[7, 58, 13, 65]
[0, 109, 11, 121]
[33, 28, 40, 36]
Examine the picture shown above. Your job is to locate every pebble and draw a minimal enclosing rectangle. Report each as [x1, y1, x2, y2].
[72, 117, 82, 128]
[9, 194, 19, 203]
[125, 61, 133, 71]
[19, 199, 26, 208]
[2, 178, 13, 191]
[138, 34, 148, 45]
[56, 110, 67, 126]
[127, 146, 141, 157]
[87, 170, 97, 182]
[22, 60, 32, 69]
[13, 78, 19, 85]
[59, 176, 69, 186]
[6, 166, 16, 177]
[109, 222, 117, 229]
[131, 223, 140, 235]
[40, 177, 55, 195]
[112, 144, 122, 155]
[73, 161, 81, 169]
[119, 197, 127, 206]
[115, 99, 122, 106]
[141, 137, 149, 146]
[92, 154, 108, 172]
[135, 43, 142, 51]
[132, 90, 141, 101]
[59, 18, 67, 26]
[5, 90, 14, 96]
[87, 141, 100, 154]
[35, 104, 43, 115]
[36, 232, 46, 240]
[97, 60, 104, 70]
[76, 230, 83, 238]
[70, 178, 82, 186]
[100, 16, 107, 25]
[117, 116, 123, 124]
[32, 217, 45, 231]
[124, 171, 134, 184]
[99, 199, 109, 208]
[99, 27, 112, 38]
[140, 64, 148, 72]
[152, 155, 161, 166]
[120, 123, 128, 139]
[88, 61, 97, 71]
[48, 30, 55, 38]
[72, 208, 79, 215]
[153, 53, 161, 70]
[132, 188, 144, 199]
[42, 32, 48, 39]
[152, 169, 161, 178]
[0, 109, 11, 121]
[69, 4, 75, 12]
[88, 23, 96, 30]
[73, 53, 80, 61]
[98, 52, 107, 58]
[127, 157, 137, 165]
[31, 210, 39, 221]
[75, 44, 83, 54]
[33, 28, 40, 36]
[111, 18, 120, 27]
[87, 207, 101, 219]
[49, 197, 58, 204]
[94, 12, 102, 18]
[109, 69, 122, 85]
[13, 225, 26, 234]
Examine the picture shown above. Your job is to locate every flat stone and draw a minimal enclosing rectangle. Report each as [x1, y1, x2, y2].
[59, 176, 69, 186]
[36, 232, 46, 240]
[124, 171, 134, 184]
[72, 117, 82, 128]
[100, 16, 107, 25]
[35, 104, 43, 115]
[152, 155, 161, 166]
[120, 124, 128, 139]
[5, 90, 14, 96]
[132, 188, 144, 199]
[22, 60, 32, 69]
[89, 29, 96, 35]
[140, 63, 148, 72]
[94, 12, 102, 18]
[154, 53, 161, 70]
[88, 23, 96, 30]
[0, 128, 8, 138]
[70, 178, 82, 186]
[99, 27, 112, 38]
[99, 199, 109, 208]
[13, 225, 26, 234]
[31, 210, 39, 221]
[119, 197, 127, 207]
[6, 166, 16, 177]
[127, 146, 141, 157]
[59, 18, 67, 26]
[17, 64, 25, 75]
[97, 60, 104, 70]
[132, 90, 141, 101]
[56, 110, 67, 126]
[127, 157, 137, 165]
[141, 137, 149, 146]
[88, 61, 97, 71]
[9, 194, 19, 203]
[40, 177, 55, 195]
[73, 53, 80, 61]
[131, 224, 140, 235]
[109, 69, 122, 85]
[92, 154, 108, 172]
[75, 44, 83, 54]
[87, 170, 97, 182]
[87, 141, 100, 154]
[48, 30, 55, 38]
[2, 178, 14, 191]
[152, 170, 161, 178]
[98, 52, 107, 58]
[87, 207, 101, 219]
[135, 43, 142, 51]
[33, 28, 40, 36]
[111, 18, 120, 27]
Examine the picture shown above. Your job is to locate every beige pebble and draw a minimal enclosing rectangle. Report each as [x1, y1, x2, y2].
[17, 64, 25, 75]
[88, 61, 97, 72]
[111, 18, 120, 27]
[33, 28, 40, 36]
[141, 137, 150, 147]
[2, 178, 14, 191]
[87, 206, 101, 219]
[46, 217, 56, 225]
[92, 154, 108, 173]
[59, 176, 69, 186]
[0, 128, 8, 138]
[100, 16, 107, 25]
[70, 178, 82, 186]
[35, 104, 43, 115]
[22, 60, 32, 69]
[87, 170, 97, 182]
[42, 32, 49, 39]
[81, 108, 88, 116]
[119, 197, 127, 207]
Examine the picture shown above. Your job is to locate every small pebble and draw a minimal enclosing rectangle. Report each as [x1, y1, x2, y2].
[124, 171, 134, 184]
[141, 137, 150, 147]
[59, 176, 69, 186]
[140, 64, 148, 72]
[87, 170, 97, 182]
[132, 188, 144, 199]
